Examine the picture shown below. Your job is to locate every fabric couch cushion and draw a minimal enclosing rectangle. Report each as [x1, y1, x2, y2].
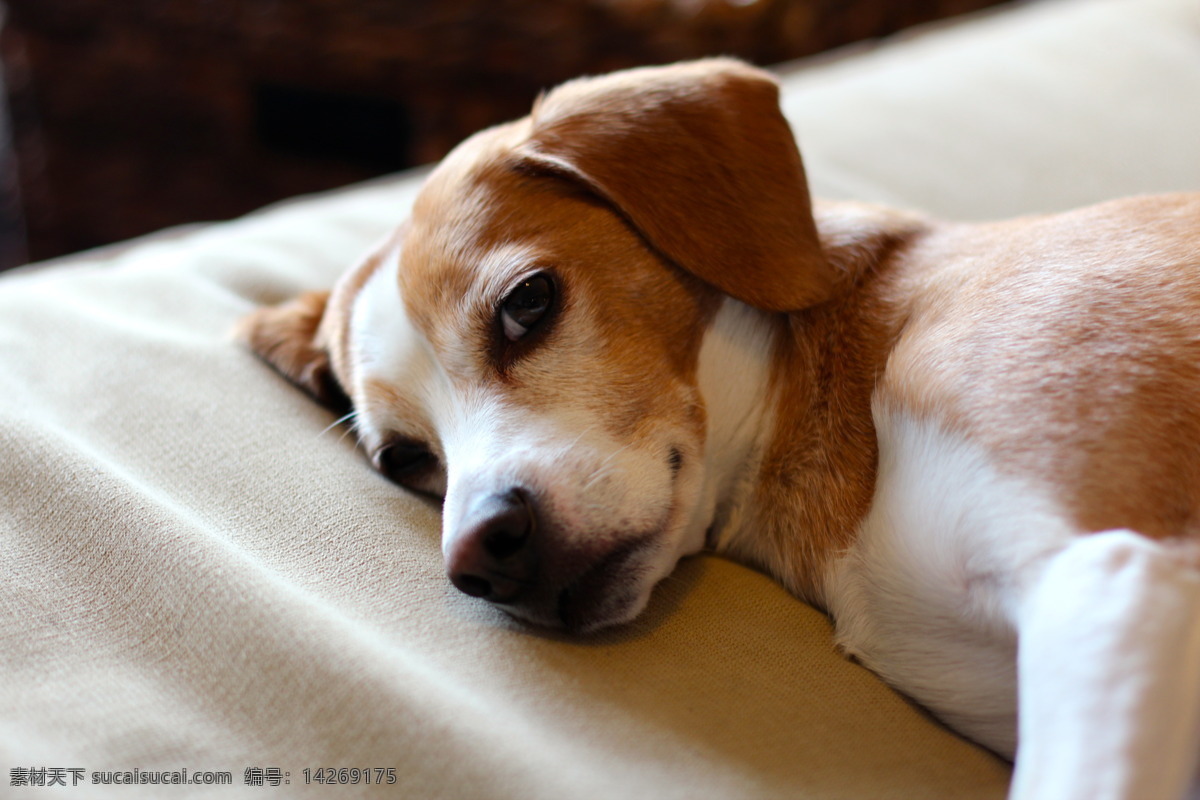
[783, 0, 1200, 219]
[2, 0, 1196, 796]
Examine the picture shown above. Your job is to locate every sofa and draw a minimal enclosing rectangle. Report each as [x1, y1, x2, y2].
[2, 0, 1197, 797]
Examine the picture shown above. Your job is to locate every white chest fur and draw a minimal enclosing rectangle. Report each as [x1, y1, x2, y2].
[825, 403, 1076, 756]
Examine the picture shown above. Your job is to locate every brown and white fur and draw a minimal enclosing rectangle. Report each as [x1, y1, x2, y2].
[239, 59, 1200, 799]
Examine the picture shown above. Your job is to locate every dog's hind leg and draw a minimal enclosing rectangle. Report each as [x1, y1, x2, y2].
[1010, 530, 1200, 800]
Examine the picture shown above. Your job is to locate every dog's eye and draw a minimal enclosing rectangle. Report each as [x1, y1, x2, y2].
[377, 440, 434, 482]
[500, 273, 554, 342]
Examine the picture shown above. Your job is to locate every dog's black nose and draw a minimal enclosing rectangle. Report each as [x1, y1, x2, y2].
[447, 489, 538, 604]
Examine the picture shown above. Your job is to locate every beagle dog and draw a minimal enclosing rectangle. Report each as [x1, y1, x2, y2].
[240, 59, 1200, 799]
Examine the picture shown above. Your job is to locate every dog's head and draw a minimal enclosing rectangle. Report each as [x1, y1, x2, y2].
[240, 59, 844, 632]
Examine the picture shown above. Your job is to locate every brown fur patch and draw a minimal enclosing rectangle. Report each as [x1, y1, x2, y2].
[880, 194, 1200, 541]
[728, 202, 930, 603]
[236, 290, 346, 409]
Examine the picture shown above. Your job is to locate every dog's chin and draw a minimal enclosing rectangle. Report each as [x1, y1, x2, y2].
[500, 534, 665, 635]
[534, 480, 704, 634]
[505, 585, 650, 636]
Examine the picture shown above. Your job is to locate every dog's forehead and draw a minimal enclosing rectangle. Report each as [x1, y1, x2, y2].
[399, 139, 538, 324]
[395, 129, 638, 348]
[406, 122, 539, 267]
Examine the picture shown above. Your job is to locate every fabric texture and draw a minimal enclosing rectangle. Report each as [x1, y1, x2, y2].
[2, 0, 1197, 796]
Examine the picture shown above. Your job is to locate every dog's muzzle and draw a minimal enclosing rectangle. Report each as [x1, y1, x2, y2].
[444, 487, 654, 632]
[446, 488, 539, 604]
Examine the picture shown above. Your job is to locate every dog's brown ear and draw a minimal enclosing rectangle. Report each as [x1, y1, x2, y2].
[515, 58, 835, 312]
[236, 290, 348, 411]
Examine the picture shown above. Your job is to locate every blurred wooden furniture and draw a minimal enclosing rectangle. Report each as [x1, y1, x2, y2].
[0, 0, 1011, 262]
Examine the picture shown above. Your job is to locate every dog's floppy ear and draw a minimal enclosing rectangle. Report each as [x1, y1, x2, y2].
[236, 290, 348, 411]
[515, 58, 835, 312]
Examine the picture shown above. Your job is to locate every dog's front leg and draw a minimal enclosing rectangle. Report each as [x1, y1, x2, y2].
[1010, 530, 1200, 800]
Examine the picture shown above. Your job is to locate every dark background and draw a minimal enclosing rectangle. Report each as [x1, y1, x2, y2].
[0, 0, 1012, 269]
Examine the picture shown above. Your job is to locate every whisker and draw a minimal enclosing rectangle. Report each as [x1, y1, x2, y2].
[317, 409, 360, 440]
[581, 441, 635, 492]
[336, 421, 362, 446]
[565, 422, 599, 452]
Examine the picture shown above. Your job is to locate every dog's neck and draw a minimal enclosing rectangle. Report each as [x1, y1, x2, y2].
[690, 298, 778, 558]
[699, 208, 923, 609]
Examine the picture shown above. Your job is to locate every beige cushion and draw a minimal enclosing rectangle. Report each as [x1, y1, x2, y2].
[2, 0, 1195, 796]
[786, 0, 1200, 219]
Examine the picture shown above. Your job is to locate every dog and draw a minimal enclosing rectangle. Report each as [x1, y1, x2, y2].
[239, 58, 1200, 799]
